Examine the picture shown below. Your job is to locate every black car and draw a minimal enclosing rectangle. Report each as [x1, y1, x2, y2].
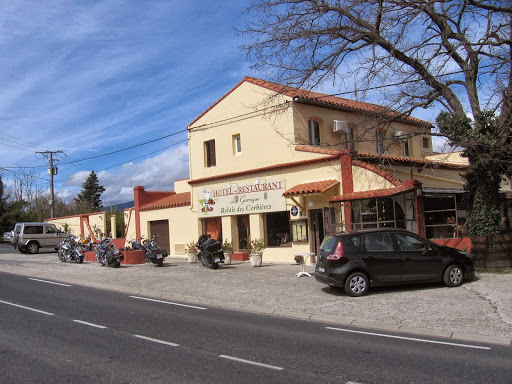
[315, 228, 474, 297]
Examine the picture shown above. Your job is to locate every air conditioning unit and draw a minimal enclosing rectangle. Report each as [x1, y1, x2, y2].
[394, 130, 408, 141]
[332, 120, 349, 133]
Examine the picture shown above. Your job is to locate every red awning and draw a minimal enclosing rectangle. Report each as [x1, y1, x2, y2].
[283, 179, 339, 197]
[328, 180, 420, 202]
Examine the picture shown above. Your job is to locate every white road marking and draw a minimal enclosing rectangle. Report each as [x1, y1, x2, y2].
[0, 299, 54, 316]
[219, 355, 284, 371]
[73, 320, 107, 329]
[29, 278, 71, 287]
[134, 334, 180, 347]
[129, 295, 207, 310]
[326, 327, 491, 350]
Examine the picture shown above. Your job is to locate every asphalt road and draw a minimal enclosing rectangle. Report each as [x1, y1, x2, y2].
[1, 272, 511, 384]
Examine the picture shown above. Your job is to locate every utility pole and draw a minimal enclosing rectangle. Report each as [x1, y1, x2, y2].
[37, 150, 63, 218]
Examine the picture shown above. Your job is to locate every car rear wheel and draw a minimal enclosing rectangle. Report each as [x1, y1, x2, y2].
[344, 272, 369, 297]
[443, 264, 463, 287]
[27, 242, 40, 254]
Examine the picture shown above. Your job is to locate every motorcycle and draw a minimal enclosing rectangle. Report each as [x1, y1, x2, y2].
[79, 235, 94, 251]
[129, 234, 168, 267]
[57, 236, 84, 263]
[196, 234, 224, 270]
[95, 237, 124, 268]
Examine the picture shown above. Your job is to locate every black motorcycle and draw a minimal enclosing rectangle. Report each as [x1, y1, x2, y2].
[95, 237, 124, 268]
[130, 234, 168, 267]
[196, 234, 224, 270]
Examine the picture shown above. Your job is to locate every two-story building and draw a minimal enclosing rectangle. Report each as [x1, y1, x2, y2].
[125, 76, 476, 263]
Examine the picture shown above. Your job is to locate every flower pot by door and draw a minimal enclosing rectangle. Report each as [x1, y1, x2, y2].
[224, 253, 232, 265]
[250, 253, 262, 267]
[187, 252, 198, 263]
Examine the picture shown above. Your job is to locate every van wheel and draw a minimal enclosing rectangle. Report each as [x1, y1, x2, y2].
[344, 272, 369, 297]
[27, 242, 40, 254]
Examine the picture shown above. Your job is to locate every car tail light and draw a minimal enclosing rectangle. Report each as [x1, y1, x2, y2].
[326, 241, 344, 260]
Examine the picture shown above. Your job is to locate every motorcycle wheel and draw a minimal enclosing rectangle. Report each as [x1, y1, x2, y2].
[113, 260, 121, 268]
[79, 256, 84, 264]
[157, 258, 163, 267]
[211, 262, 219, 270]
[58, 251, 66, 262]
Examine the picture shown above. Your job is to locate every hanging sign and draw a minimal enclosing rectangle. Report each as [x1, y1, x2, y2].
[198, 179, 286, 217]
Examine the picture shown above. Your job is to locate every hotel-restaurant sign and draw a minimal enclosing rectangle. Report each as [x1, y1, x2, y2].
[198, 179, 286, 217]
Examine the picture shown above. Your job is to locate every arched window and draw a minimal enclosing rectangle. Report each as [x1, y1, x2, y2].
[308, 119, 320, 146]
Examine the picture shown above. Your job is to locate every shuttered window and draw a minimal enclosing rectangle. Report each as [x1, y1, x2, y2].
[205, 140, 216, 167]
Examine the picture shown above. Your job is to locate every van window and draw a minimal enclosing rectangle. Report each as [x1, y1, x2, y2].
[24, 226, 43, 235]
[45, 226, 59, 234]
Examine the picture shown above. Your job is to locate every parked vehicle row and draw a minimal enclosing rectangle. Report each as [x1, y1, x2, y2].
[5, 222, 474, 296]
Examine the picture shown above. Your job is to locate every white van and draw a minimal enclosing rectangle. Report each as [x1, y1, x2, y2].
[11, 222, 71, 254]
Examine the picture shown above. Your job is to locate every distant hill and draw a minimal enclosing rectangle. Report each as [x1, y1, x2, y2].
[101, 201, 134, 212]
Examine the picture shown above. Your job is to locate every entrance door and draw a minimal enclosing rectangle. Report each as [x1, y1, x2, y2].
[149, 220, 170, 252]
[310, 210, 324, 262]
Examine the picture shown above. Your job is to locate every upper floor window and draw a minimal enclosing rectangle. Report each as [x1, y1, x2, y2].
[376, 131, 384, 154]
[422, 137, 430, 149]
[402, 140, 410, 157]
[233, 134, 241, 155]
[308, 119, 320, 146]
[204, 139, 216, 167]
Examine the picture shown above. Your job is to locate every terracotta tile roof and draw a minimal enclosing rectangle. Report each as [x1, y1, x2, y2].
[188, 155, 341, 185]
[283, 179, 339, 197]
[140, 192, 191, 212]
[188, 76, 431, 128]
[244, 77, 432, 127]
[295, 146, 468, 170]
[329, 180, 420, 202]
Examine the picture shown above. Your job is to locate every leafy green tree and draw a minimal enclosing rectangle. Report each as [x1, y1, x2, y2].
[74, 171, 106, 213]
[242, 0, 512, 235]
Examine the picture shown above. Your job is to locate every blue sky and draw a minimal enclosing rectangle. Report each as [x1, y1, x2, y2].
[0, 0, 257, 205]
[0, 0, 446, 207]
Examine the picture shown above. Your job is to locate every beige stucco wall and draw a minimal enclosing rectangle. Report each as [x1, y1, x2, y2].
[46, 212, 107, 238]
[352, 166, 395, 192]
[138, 206, 198, 257]
[293, 103, 433, 158]
[45, 216, 82, 236]
[384, 165, 465, 188]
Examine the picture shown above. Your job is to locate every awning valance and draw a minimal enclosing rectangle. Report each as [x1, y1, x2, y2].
[283, 179, 339, 197]
[328, 180, 420, 203]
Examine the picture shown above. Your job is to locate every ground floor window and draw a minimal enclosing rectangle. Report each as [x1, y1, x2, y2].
[351, 193, 415, 231]
[266, 211, 291, 247]
[424, 194, 466, 238]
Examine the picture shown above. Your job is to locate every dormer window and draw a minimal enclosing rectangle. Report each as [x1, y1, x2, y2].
[402, 140, 410, 157]
[308, 119, 320, 146]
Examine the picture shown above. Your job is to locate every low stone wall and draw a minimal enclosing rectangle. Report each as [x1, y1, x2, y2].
[470, 234, 512, 272]
[84, 250, 145, 265]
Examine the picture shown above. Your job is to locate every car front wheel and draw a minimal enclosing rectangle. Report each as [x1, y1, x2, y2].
[344, 272, 369, 297]
[443, 264, 463, 287]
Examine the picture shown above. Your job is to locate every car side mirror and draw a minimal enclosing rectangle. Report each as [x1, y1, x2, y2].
[422, 245, 432, 254]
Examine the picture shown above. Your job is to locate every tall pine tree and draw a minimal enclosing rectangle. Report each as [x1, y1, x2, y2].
[74, 171, 106, 212]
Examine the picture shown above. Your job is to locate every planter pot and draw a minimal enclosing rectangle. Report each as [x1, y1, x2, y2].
[249, 253, 262, 267]
[224, 253, 232, 265]
[187, 252, 198, 263]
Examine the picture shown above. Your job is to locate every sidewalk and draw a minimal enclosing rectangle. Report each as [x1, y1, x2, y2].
[0, 244, 511, 346]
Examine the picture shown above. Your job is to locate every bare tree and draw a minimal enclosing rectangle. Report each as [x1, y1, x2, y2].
[241, 0, 512, 235]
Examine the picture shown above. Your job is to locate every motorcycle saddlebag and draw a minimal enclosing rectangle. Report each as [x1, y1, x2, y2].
[204, 239, 222, 253]
[161, 249, 168, 257]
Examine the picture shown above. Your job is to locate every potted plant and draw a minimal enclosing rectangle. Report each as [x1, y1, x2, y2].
[221, 239, 234, 265]
[185, 241, 198, 263]
[247, 238, 265, 267]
